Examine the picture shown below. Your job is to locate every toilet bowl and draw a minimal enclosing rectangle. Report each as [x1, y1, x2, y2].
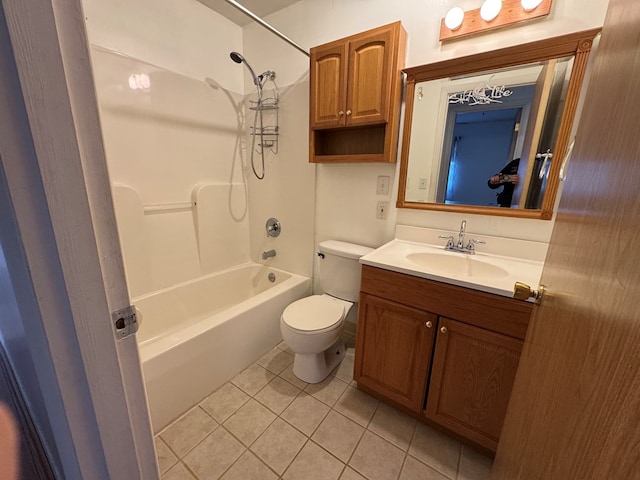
[280, 240, 373, 384]
[280, 294, 352, 384]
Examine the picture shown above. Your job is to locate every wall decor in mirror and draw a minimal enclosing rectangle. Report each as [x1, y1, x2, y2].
[397, 29, 600, 220]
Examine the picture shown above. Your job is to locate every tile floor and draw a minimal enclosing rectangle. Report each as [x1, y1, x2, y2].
[155, 335, 493, 480]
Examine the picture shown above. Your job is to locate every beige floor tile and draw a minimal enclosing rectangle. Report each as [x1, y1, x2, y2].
[200, 382, 250, 423]
[183, 428, 245, 480]
[161, 462, 196, 480]
[283, 441, 345, 480]
[368, 402, 417, 451]
[278, 363, 308, 390]
[281, 392, 330, 436]
[258, 347, 294, 375]
[349, 431, 406, 480]
[254, 376, 301, 415]
[332, 355, 355, 383]
[220, 450, 278, 480]
[160, 407, 218, 457]
[339, 467, 367, 480]
[231, 364, 275, 396]
[409, 423, 461, 479]
[277, 340, 294, 355]
[334, 385, 379, 427]
[223, 399, 276, 446]
[250, 418, 307, 475]
[304, 374, 349, 407]
[457, 445, 493, 480]
[311, 410, 364, 463]
[155, 437, 178, 474]
[400, 455, 450, 480]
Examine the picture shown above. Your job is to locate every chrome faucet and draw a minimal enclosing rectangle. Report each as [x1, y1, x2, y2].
[438, 220, 486, 254]
[262, 249, 276, 260]
[457, 220, 467, 249]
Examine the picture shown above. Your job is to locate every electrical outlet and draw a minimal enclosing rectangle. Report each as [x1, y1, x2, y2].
[418, 177, 427, 189]
[376, 201, 389, 220]
[376, 176, 390, 195]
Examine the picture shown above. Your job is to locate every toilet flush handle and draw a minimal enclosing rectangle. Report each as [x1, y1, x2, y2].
[317, 252, 325, 259]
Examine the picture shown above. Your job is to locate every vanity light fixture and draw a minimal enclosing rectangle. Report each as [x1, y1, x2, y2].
[521, 0, 543, 11]
[444, 6, 465, 31]
[440, 0, 552, 41]
[480, 0, 502, 22]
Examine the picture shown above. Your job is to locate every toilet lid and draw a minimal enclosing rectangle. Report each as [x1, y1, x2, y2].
[282, 296, 345, 332]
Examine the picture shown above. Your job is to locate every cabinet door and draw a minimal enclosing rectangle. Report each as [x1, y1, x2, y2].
[310, 42, 349, 129]
[346, 27, 393, 126]
[425, 317, 523, 452]
[354, 293, 436, 412]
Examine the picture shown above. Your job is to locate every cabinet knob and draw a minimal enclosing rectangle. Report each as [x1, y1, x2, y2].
[338, 110, 345, 116]
[440, 326, 448, 334]
[346, 109, 352, 116]
[425, 321, 433, 328]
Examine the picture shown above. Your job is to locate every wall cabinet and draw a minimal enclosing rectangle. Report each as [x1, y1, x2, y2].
[354, 265, 532, 453]
[309, 22, 406, 163]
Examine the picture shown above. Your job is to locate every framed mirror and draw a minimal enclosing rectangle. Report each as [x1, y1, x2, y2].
[397, 29, 600, 220]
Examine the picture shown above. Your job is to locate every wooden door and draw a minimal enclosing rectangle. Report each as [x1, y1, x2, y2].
[354, 293, 436, 411]
[347, 26, 393, 126]
[425, 318, 523, 452]
[514, 59, 555, 208]
[493, 1, 640, 478]
[309, 41, 349, 129]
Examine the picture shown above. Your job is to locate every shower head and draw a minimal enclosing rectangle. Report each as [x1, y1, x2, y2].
[229, 51, 244, 64]
[229, 51, 260, 86]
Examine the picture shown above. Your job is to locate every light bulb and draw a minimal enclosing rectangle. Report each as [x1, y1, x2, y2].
[521, 0, 543, 11]
[444, 7, 465, 31]
[480, 0, 502, 21]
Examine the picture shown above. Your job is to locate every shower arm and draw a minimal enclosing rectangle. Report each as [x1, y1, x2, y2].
[222, 0, 310, 58]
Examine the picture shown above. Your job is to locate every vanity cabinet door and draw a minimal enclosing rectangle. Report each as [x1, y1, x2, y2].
[354, 293, 436, 412]
[425, 317, 523, 452]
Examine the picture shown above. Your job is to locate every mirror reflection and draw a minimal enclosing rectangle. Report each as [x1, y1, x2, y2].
[397, 30, 600, 220]
[404, 57, 574, 209]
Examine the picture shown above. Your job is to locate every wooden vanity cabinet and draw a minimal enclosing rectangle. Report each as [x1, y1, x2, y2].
[425, 317, 524, 452]
[354, 293, 436, 411]
[354, 265, 532, 453]
[309, 22, 406, 163]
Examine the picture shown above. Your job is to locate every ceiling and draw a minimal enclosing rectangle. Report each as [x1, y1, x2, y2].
[196, 0, 301, 26]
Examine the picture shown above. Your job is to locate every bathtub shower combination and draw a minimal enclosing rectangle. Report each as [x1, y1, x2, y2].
[102, 47, 310, 431]
[135, 263, 311, 431]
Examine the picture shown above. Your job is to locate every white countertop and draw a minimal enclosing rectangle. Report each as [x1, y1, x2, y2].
[359, 237, 544, 299]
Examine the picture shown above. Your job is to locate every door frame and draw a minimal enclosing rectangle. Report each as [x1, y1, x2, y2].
[0, 0, 157, 478]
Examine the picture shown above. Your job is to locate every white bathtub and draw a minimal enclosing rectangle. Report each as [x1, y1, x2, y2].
[134, 263, 311, 432]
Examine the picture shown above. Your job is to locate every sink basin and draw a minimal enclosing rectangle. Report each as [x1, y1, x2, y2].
[406, 252, 509, 279]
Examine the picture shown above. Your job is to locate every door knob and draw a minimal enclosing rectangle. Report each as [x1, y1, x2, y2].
[425, 321, 433, 328]
[346, 109, 352, 116]
[440, 326, 447, 334]
[513, 282, 545, 303]
[338, 110, 345, 116]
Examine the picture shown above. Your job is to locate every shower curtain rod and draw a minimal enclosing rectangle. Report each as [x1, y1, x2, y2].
[222, 0, 310, 57]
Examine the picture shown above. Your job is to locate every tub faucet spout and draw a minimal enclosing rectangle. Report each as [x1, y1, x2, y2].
[262, 249, 276, 260]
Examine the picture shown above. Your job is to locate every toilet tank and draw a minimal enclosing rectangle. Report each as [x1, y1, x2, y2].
[318, 240, 374, 302]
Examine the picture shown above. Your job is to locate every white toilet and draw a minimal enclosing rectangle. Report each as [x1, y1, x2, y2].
[280, 240, 373, 384]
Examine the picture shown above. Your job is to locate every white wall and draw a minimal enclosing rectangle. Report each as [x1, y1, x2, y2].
[244, 0, 609, 248]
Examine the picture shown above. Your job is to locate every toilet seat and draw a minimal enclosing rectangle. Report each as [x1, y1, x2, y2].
[282, 295, 345, 332]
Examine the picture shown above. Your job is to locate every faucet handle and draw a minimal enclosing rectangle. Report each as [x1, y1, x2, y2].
[438, 235, 455, 249]
[466, 238, 486, 252]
